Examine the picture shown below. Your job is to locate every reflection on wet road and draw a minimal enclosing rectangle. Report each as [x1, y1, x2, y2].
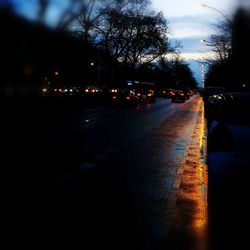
[53, 96, 207, 250]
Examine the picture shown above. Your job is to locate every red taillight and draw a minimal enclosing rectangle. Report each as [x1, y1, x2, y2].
[126, 96, 131, 100]
[137, 93, 141, 96]
[170, 91, 174, 95]
[163, 91, 166, 94]
[147, 94, 152, 97]
[112, 96, 117, 100]
[180, 93, 185, 96]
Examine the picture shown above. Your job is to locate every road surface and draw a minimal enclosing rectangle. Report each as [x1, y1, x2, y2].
[5, 96, 207, 250]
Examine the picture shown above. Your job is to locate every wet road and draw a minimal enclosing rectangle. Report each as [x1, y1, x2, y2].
[42, 96, 207, 250]
[5, 96, 206, 249]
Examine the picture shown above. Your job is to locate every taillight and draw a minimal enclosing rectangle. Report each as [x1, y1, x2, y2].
[137, 93, 141, 96]
[112, 96, 117, 100]
[163, 91, 166, 94]
[180, 93, 185, 96]
[126, 96, 131, 100]
[147, 94, 152, 97]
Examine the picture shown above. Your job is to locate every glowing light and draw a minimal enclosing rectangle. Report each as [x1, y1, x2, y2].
[54, 89, 58, 92]
[85, 89, 89, 93]
[112, 96, 117, 100]
[54, 71, 59, 76]
[42, 88, 47, 93]
[126, 96, 131, 100]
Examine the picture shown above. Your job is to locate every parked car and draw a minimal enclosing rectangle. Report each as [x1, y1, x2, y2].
[205, 94, 226, 126]
[208, 92, 250, 166]
[207, 92, 250, 249]
[203, 86, 226, 117]
[171, 90, 186, 102]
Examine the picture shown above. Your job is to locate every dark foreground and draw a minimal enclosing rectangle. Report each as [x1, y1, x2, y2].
[3, 96, 207, 249]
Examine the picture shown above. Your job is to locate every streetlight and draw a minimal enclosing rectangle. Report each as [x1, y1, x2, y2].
[201, 3, 232, 26]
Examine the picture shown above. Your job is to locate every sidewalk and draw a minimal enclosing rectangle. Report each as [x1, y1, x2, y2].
[166, 99, 208, 250]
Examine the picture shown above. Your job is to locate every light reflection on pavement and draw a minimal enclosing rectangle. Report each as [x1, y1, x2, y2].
[52, 96, 208, 250]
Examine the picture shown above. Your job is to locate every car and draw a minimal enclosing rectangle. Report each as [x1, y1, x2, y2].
[207, 92, 250, 250]
[85, 86, 102, 94]
[171, 90, 186, 102]
[111, 89, 138, 107]
[136, 89, 156, 103]
[161, 88, 173, 98]
[183, 88, 192, 100]
[203, 86, 226, 115]
[208, 92, 250, 152]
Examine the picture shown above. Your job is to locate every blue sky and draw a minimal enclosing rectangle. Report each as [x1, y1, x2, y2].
[151, 0, 235, 84]
[4, 0, 236, 85]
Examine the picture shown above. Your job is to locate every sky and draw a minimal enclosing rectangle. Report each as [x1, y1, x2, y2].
[3, 0, 237, 85]
[151, 0, 235, 84]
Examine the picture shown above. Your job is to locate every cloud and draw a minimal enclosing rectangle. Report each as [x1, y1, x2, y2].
[168, 15, 213, 39]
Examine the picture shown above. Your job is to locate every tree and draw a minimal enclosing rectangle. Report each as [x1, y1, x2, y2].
[95, 3, 171, 68]
[205, 19, 233, 62]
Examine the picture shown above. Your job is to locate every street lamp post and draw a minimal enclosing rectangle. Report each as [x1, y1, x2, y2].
[201, 3, 232, 26]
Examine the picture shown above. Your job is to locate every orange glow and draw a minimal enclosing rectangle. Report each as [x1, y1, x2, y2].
[147, 94, 152, 97]
[126, 96, 131, 100]
[163, 90, 166, 94]
[167, 98, 208, 248]
[137, 93, 141, 96]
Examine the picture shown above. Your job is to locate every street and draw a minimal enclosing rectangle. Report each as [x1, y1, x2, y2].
[2, 2, 250, 250]
[42, 96, 208, 250]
